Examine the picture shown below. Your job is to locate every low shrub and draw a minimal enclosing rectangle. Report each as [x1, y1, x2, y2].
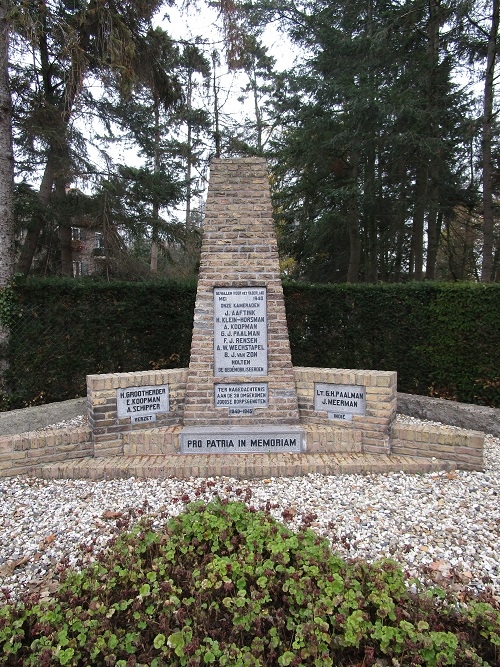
[1, 499, 499, 666]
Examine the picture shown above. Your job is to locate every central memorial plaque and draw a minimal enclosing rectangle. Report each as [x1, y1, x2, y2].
[214, 287, 267, 376]
[180, 425, 303, 453]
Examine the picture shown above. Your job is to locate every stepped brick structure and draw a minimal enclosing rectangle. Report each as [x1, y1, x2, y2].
[182, 158, 300, 428]
[0, 158, 485, 479]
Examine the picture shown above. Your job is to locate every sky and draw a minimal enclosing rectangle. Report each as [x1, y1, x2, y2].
[105, 2, 299, 217]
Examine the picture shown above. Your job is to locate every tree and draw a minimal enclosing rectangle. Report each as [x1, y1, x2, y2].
[479, 0, 499, 281]
[12, 0, 164, 276]
[126, 27, 184, 272]
[231, 35, 276, 156]
[0, 0, 14, 288]
[258, 0, 473, 283]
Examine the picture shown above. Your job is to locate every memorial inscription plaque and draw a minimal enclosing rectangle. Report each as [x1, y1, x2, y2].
[180, 425, 303, 453]
[214, 383, 268, 415]
[214, 287, 267, 376]
[314, 383, 366, 421]
[117, 385, 169, 424]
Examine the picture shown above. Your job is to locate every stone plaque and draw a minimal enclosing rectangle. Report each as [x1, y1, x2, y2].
[314, 383, 366, 421]
[214, 383, 268, 417]
[117, 385, 169, 423]
[180, 425, 304, 453]
[214, 287, 267, 377]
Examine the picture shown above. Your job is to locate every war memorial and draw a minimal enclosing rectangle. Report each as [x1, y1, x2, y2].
[0, 158, 484, 479]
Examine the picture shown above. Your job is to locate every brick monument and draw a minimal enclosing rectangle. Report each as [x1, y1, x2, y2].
[0, 157, 484, 479]
[180, 158, 304, 453]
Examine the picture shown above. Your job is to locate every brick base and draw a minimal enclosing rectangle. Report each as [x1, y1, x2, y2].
[0, 367, 485, 479]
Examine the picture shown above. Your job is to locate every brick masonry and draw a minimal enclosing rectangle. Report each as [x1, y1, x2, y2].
[0, 427, 92, 477]
[182, 158, 300, 427]
[391, 422, 484, 471]
[294, 367, 396, 454]
[0, 364, 484, 477]
[0, 158, 485, 478]
[87, 369, 187, 457]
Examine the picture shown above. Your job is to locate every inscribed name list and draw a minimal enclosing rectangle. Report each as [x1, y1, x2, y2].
[314, 383, 366, 421]
[116, 385, 169, 424]
[214, 287, 268, 377]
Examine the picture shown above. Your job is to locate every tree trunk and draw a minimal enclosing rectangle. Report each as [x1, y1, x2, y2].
[251, 66, 263, 155]
[346, 156, 361, 283]
[185, 69, 193, 228]
[151, 98, 160, 272]
[480, 0, 499, 282]
[364, 144, 377, 282]
[16, 149, 57, 275]
[412, 160, 427, 280]
[55, 177, 72, 276]
[0, 0, 14, 288]
[212, 51, 221, 158]
[425, 182, 441, 280]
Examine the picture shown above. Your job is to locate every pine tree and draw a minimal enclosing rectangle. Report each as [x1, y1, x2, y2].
[0, 0, 14, 287]
[12, 0, 164, 276]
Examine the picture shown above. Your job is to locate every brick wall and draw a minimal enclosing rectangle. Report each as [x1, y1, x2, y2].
[0, 427, 92, 477]
[391, 422, 484, 471]
[294, 367, 397, 454]
[87, 369, 187, 456]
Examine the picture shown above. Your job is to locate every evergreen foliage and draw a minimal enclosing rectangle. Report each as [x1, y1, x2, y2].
[1, 278, 196, 408]
[0, 279, 498, 409]
[264, 0, 480, 283]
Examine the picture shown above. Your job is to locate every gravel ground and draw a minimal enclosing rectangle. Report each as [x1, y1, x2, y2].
[0, 414, 499, 603]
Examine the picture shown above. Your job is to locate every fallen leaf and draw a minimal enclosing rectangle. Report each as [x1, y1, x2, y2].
[430, 560, 450, 574]
[13, 555, 30, 570]
[102, 510, 123, 520]
[0, 561, 15, 577]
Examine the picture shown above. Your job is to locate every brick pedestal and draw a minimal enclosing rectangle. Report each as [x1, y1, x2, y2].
[182, 158, 301, 432]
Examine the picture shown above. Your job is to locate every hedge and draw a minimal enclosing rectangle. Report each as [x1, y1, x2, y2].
[283, 282, 500, 407]
[0, 279, 498, 409]
[0, 278, 196, 410]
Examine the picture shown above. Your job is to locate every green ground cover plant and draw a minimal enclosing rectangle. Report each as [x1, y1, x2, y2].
[0, 499, 498, 666]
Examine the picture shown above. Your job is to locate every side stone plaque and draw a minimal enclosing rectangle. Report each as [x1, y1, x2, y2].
[117, 385, 169, 424]
[314, 383, 366, 421]
[180, 425, 304, 453]
[214, 287, 267, 377]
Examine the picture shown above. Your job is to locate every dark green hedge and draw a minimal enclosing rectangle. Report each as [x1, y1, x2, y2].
[1, 279, 499, 408]
[283, 282, 500, 407]
[1, 278, 196, 409]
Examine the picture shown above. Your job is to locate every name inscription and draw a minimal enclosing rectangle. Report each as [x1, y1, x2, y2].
[116, 385, 169, 423]
[314, 383, 366, 421]
[214, 287, 268, 377]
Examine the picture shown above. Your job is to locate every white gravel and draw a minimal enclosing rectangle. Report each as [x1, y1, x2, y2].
[0, 414, 499, 602]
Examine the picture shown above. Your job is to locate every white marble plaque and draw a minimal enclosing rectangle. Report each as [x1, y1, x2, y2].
[214, 383, 268, 409]
[314, 383, 366, 421]
[180, 426, 304, 453]
[214, 287, 267, 377]
[116, 385, 169, 421]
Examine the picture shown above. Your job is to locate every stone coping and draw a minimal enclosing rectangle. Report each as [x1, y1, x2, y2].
[398, 393, 500, 437]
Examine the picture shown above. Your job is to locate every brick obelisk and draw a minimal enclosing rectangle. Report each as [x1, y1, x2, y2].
[180, 157, 303, 453]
